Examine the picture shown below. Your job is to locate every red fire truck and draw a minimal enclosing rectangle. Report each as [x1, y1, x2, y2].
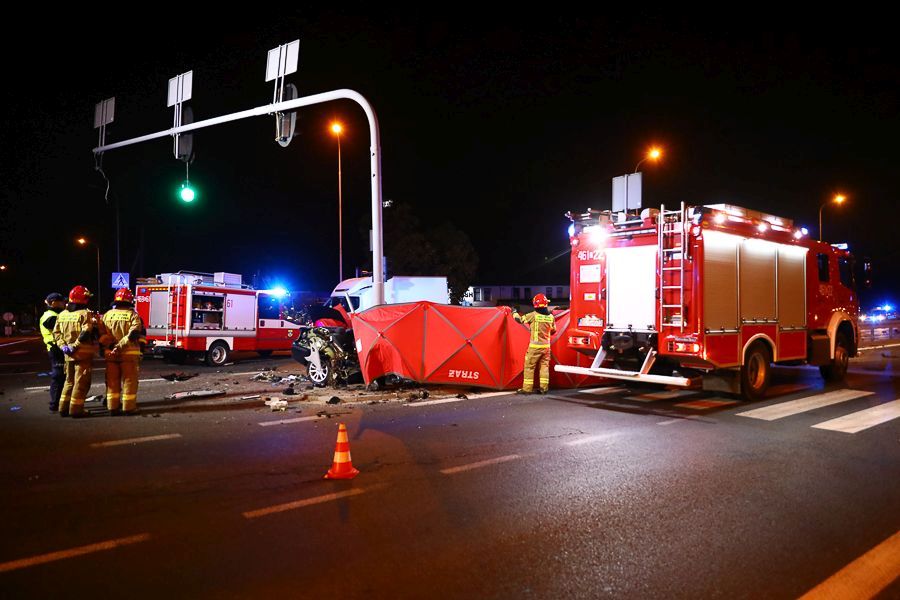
[135, 271, 301, 366]
[557, 203, 859, 399]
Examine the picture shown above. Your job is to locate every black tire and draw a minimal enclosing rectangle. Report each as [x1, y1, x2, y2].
[205, 341, 230, 367]
[741, 342, 771, 401]
[258, 350, 274, 358]
[820, 332, 850, 383]
[307, 356, 332, 386]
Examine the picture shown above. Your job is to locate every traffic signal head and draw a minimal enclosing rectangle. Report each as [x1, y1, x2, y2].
[180, 180, 196, 203]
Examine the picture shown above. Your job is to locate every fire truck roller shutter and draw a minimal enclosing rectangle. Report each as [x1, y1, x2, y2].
[739, 238, 777, 323]
[703, 231, 739, 331]
[605, 245, 657, 331]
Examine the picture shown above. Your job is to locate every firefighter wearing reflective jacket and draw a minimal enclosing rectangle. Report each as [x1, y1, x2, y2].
[100, 288, 145, 415]
[518, 293, 556, 394]
[39, 292, 67, 412]
[52, 286, 99, 417]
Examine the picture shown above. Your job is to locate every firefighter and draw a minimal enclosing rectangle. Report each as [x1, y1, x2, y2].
[517, 293, 557, 394]
[100, 288, 145, 415]
[52, 286, 99, 417]
[39, 292, 67, 412]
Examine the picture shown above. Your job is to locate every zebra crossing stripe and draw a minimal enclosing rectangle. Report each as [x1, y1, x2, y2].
[736, 389, 874, 421]
[811, 399, 900, 433]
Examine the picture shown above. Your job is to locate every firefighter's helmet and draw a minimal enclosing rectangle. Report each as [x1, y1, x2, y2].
[114, 288, 134, 303]
[68, 285, 92, 304]
[532, 293, 549, 308]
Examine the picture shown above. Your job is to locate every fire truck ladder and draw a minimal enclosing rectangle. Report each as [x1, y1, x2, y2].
[165, 274, 184, 347]
[658, 202, 687, 332]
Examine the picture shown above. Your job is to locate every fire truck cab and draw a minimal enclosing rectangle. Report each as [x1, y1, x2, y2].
[557, 203, 859, 399]
[135, 271, 301, 366]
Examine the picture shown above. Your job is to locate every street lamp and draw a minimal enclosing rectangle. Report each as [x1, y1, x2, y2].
[634, 147, 663, 173]
[818, 194, 846, 242]
[330, 121, 344, 282]
[76, 237, 101, 308]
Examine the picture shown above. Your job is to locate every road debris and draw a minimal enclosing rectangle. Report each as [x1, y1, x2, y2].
[165, 390, 227, 401]
[456, 393, 468, 399]
[10, 406, 21, 411]
[161, 372, 198, 382]
[327, 396, 341, 405]
[240, 394, 262, 400]
[264, 398, 289, 411]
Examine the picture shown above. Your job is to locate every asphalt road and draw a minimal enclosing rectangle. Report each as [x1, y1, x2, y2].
[1, 336, 898, 598]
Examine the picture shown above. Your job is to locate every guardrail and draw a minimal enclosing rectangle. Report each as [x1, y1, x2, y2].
[859, 318, 900, 350]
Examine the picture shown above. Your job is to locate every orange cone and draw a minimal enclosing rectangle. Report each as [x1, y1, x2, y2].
[324, 422, 360, 480]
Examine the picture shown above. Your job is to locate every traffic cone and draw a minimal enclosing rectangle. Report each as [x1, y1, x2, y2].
[324, 422, 359, 480]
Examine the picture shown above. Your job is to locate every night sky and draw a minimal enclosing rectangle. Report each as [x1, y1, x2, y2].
[2, 9, 898, 311]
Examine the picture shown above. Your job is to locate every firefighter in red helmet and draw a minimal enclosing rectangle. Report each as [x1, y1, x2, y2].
[517, 293, 556, 394]
[100, 288, 146, 415]
[52, 285, 100, 417]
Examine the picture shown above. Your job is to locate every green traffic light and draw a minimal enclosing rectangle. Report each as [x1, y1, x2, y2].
[180, 181, 196, 203]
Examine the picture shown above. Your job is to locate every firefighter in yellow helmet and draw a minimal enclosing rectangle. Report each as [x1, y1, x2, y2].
[517, 293, 557, 394]
[39, 292, 67, 412]
[52, 285, 100, 417]
[100, 288, 145, 415]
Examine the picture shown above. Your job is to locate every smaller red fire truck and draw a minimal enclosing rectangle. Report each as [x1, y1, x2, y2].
[557, 203, 859, 399]
[135, 271, 300, 366]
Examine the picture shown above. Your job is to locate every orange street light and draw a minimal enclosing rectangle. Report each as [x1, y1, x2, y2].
[819, 194, 847, 242]
[634, 147, 663, 173]
[0, 264, 7, 271]
[330, 121, 344, 281]
[76, 237, 101, 307]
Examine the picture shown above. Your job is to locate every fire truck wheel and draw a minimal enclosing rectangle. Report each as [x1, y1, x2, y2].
[258, 350, 273, 357]
[205, 341, 230, 367]
[740, 342, 771, 401]
[820, 332, 850, 382]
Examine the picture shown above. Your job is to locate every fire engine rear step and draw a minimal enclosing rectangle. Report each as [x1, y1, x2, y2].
[554, 364, 694, 387]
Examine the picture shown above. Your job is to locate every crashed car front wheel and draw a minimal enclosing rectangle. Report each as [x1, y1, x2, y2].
[308, 357, 332, 385]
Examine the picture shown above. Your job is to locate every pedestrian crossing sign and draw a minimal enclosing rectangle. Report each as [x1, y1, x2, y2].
[111, 272, 130, 289]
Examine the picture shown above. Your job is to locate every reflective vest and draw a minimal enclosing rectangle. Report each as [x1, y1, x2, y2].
[521, 311, 556, 348]
[100, 308, 145, 361]
[39, 309, 60, 350]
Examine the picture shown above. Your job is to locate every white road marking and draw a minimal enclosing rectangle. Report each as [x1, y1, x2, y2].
[90, 434, 182, 448]
[470, 391, 515, 398]
[675, 399, 738, 410]
[565, 433, 619, 446]
[243, 488, 367, 519]
[576, 386, 625, 396]
[0, 339, 33, 348]
[440, 454, 521, 475]
[406, 398, 464, 407]
[624, 390, 698, 402]
[811, 399, 900, 434]
[257, 415, 323, 427]
[0, 533, 151, 573]
[799, 529, 900, 600]
[26, 377, 168, 393]
[736, 389, 875, 421]
[657, 419, 686, 426]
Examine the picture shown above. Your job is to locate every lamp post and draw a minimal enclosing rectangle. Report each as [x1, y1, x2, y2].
[818, 194, 846, 242]
[634, 147, 662, 173]
[330, 121, 344, 282]
[76, 237, 102, 308]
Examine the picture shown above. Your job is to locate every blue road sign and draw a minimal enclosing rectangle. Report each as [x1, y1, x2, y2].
[111, 272, 130, 289]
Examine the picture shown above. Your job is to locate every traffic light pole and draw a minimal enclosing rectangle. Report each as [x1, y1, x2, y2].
[91, 89, 385, 306]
